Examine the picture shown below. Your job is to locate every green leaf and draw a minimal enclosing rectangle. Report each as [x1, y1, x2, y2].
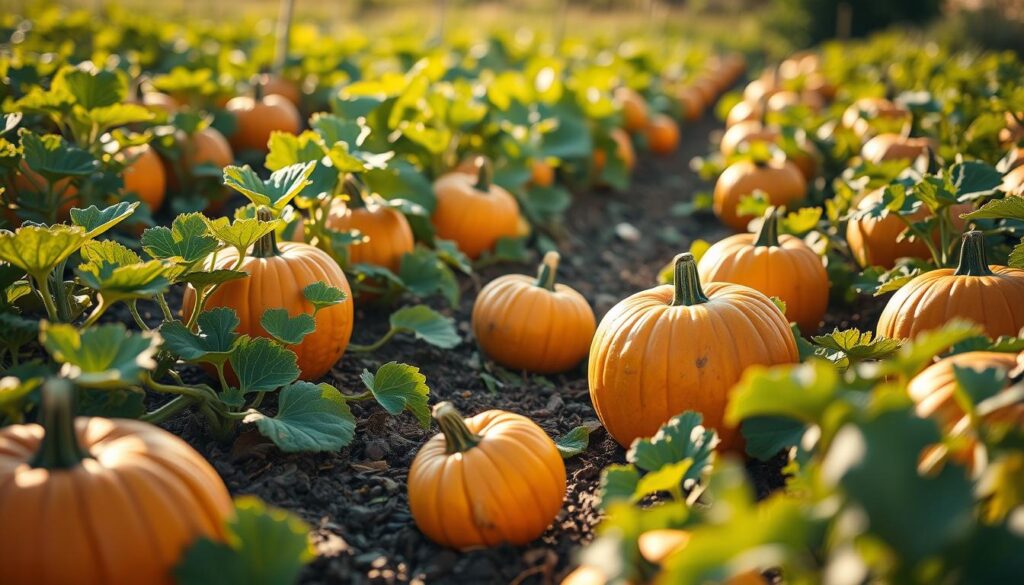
[950, 161, 1002, 200]
[781, 207, 823, 234]
[0, 224, 89, 280]
[598, 464, 640, 508]
[229, 337, 299, 395]
[175, 496, 313, 585]
[20, 130, 98, 179]
[160, 308, 239, 365]
[141, 213, 219, 268]
[627, 411, 718, 481]
[180, 269, 248, 288]
[962, 196, 1024, 221]
[478, 236, 530, 265]
[1010, 240, 1024, 269]
[555, 424, 593, 459]
[40, 322, 159, 388]
[634, 459, 694, 499]
[244, 382, 356, 452]
[86, 103, 154, 128]
[359, 361, 430, 428]
[205, 217, 281, 253]
[223, 162, 316, 211]
[69, 202, 139, 238]
[389, 305, 460, 349]
[726, 360, 840, 426]
[0, 312, 38, 352]
[302, 282, 348, 313]
[260, 309, 316, 346]
[741, 416, 809, 461]
[883, 320, 984, 377]
[77, 240, 171, 301]
[62, 67, 127, 109]
[0, 375, 42, 419]
[953, 364, 1008, 407]
[398, 248, 459, 306]
[812, 328, 903, 363]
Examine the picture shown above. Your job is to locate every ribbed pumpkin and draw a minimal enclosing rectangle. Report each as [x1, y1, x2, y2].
[908, 351, 1021, 429]
[0, 381, 232, 585]
[182, 208, 354, 380]
[408, 402, 566, 549]
[326, 178, 414, 271]
[876, 231, 1024, 340]
[225, 82, 302, 152]
[121, 144, 166, 212]
[472, 252, 596, 373]
[644, 114, 680, 156]
[861, 134, 932, 164]
[713, 158, 807, 232]
[165, 127, 235, 195]
[431, 157, 522, 260]
[615, 87, 649, 133]
[588, 253, 799, 449]
[698, 207, 829, 333]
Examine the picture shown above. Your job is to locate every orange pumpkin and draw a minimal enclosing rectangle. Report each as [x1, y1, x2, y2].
[472, 251, 596, 373]
[530, 159, 556, 188]
[225, 88, 302, 153]
[908, 351, 1021, 430]
[326, 178, 414, 272]
[588, 253, 798, 449]
[1001, 164, 1024, 197]
[876, 231, 1024, 340]
[999, 112, 1024, 146]
[742, 73, 779, 104]
[432, 157, 522, 260]
[616, 87, 649, 133]
[263, 74, 302, 106]
[699, 207, 829, 332]
[677, 86, 705, 122]
[841, 98, 909, 132]
[121, 144, 166, 212]
[805, 73, 837, 101]
[644, 114, 680, 156]
[726, 100, 762, 128]
[860, 134, 932, 164]
[593, 128, 637, 177]
[408, 402, 566, 549]
[0, 381, 232, 585]
[719, 121, 780, 157]
[10, 160, 80, 222]
[713, 158, 807, 232]
[765, 90, 824, 114]
[182, 208, 354, 380]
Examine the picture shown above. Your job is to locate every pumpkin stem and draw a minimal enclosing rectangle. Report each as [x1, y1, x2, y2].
[253, 71, 267, 101]
[754, 206, 780, 247]
[473, 156, 493, 192]
[30, 379, 90, 470]
[535, 251, 561, 291]
[954, 230, 994, 277]
[670, 253, 709, 307]
[252, 206, 281, 258]
[433, 401, 481, 454]
[343, 175, 366, 209]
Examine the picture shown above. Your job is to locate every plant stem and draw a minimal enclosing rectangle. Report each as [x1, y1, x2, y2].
[81, 296, 110, 328]
[753, 206, 780, 247]
[128, 301, 150, 331]
[534, 251, 560, 290]
[349, 327, 398, 352]
[33, 273, 60, 322]
[251, 206, 280, 258]
[141, 395, 195, 424]
[473, 156, 492, 192]
[143, 372, 217, 402]
[157, 294, 174, 322]
[894, 212, 942, 267]
[954, 231, 994, 277]
[343, 390, 374, 401]
[29, 379, 90, 469]
[669, 253, 709, 307]
[433, 401, 481, 454]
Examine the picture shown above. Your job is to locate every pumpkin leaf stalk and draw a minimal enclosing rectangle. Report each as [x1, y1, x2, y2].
[473, 156, 492, 192]
[754, 206, 780, 247]
[252, 206, 281, 258]
[670, 253, 709, 307]
[343, 175, 366, 209]
[535, 251, 561, 291]
[954, 230, 994, 277]
[433, 401, 481, 454]
[30, 379, 90, 470]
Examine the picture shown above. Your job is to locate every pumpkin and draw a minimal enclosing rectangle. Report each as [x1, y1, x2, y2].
[713, 158, 807, 232]
[165, 127, 235, 196]
[726, 100, 762, 128]
[742, 73, 779, 103]
[530, 158, 556, 188]
[691, 76, 719, 105]
[10, 160, 81, 222]
[326, 177, 414, 272]
[841, 98, 908, 131]
[615, 87, 649, 133]
[1001, 164, 1024, 197]
[472, 251, 596, 373]
[677, 86, 705, 122]
[766, 90, 824, 114]
[139, 91, 178, 114]
[699, 206, 829, 332]
[999, 111, 1024, 146]
[588, 253, 798, 449]
[860, 133, 932, 164]
[908, 351, 1021, 430]
[876, 231, 1024, 340]
[1003, 147, 1024, 173]
[263, 74, 302, 106]
[644, 114, 680, 156]
[805, 73, 837, 101]
[408, 401, 566, 549]
[225, 82, 302, 152]
[121, 144, 166, 212]
[720, 121, 780, 157]
[593, 127, 637, 177]
[0, 381, 232, 585]
[182, 207, 354, 380]
[432, 157, 522, 260]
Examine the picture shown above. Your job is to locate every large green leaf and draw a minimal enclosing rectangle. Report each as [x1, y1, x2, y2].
[61, 67, 127, 109]
[725, 360, 840, 425]
[359, 361, 430, 428]
[949, 161, 1002, 200]
[223, 162, 316, 210]
[398, 248, 459, 306]
[388, 305, 460, 349]
[0, 224, 89, 281]
[962, 196, 1024, 221]
[40, 322, 159, 388]
[77, 241, 171, 301]
[260, 309, 315, 346]
[627, 411, 718, 481]
[302, 282, 348, 314]
[205, 216, 280, 254]
[19, 130, 97, 179]
[141, 213, 219, 268]
[160, 308, 239, 365]
[69, 202, 139, 238]
[244, 382, 356, 452]
[598, 464, 640, 508]
[229, 336, 299, 395]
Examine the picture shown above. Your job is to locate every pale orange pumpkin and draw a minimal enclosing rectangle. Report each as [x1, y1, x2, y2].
[713, 158, 807, 232]
[431, 157, 522, 260]
[408, 402, 566, 549]
[876, 231, 1024, 340]
[699, 207, 829, 332]
[593, 128, 637, 177]
[719, 121, 781, 157]
[726, 100, 763, 128]
[225, 83, 302, 152]
[616, 87, 649, 133]
[472, 251, 596, 373]
[182, 208, 354, 380]
[326, 178, 414, 272]
[908, 351, 1021, 430]
[766, 90, 824, 114]
[860, 133, 933, 164]
[644, 114, 680, 156]
[677, 86, 705, 122]
[263, 74, 302, 106]
[841, 97, 910, 136]
[588, 253, 798, 449]
[1001, 164, 1024, 197]
[0, 381, 232, 585]
[121, 144, 166, 212]
[530, 159, 556, 188]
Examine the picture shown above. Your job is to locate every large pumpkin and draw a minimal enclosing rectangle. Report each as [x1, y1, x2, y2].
[908, 351, 1021, 430]
[699, 207, 829, 332]
[182, 208, 354, 380]
[225, 85, 302, 152]
[846, 188, 971, 269]
[121, 144, 166, 212]
[408, 402, 566, 549]
[326, 178, 414, 272]
[713, 158, 807, 232]
[860, 133, 932, 164]
[720, 121, 780, 157]
[0, 381, 232, 585]
[677, 86, 705, 122]
[876, 231, 1024, 340]
[589, 253, 799, 449]
[472, 251, 596, 373]
[431, 157, 522, 260]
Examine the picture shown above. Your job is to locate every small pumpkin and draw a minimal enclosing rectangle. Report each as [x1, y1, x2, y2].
[326, 177, 414, 272]
[720, 121, 780, 157]
[530, 158, 556, 188]
[432, 157, 522, 260]
[766, 90, 824, 114]
[845, 188, 971, 269]
[0, 381, 232, 585]
[10, 161, 80, 222]
[593, 128, 637, 177]
[699, 207, 829, 332]
[841, 97, 910, 136]
[182, 207, 354, 380]
[860, 133, 932, 164]
[726, 100, 762, 128]
[908, 351, 1021, 430]
[742, 73, 780, 103]
[225, 80, 302, 153]
[472, 251, 596, 373]
[121, 144, 166, 212]
[615, 87, 649, 133]
[589, 253, 799, 449]
[408, 401, 566, 549]
[677, 86, 705, 122]
[876, 231, 1024, 340]
[263, 74, 302, 106]
[644, 113, 680, 156]
[713, 158, 807, 232]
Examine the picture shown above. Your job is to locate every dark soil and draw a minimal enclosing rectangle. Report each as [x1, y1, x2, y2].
[153, 115, 874, 584]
